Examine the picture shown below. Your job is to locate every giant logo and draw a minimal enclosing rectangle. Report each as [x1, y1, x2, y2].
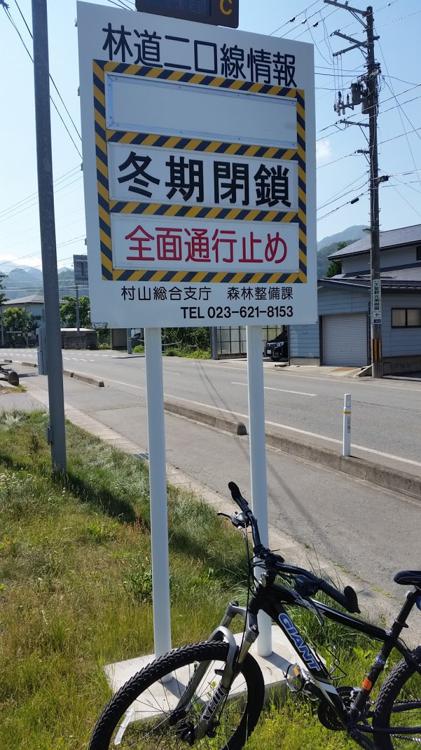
[279, 614, 322, 671]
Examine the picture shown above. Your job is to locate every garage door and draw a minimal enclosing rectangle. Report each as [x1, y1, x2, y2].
[322, 313, 368, 366]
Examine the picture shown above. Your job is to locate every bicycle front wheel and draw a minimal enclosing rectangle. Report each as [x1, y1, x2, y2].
[89, 640, 265, 750]
[373, 647, 421, 748]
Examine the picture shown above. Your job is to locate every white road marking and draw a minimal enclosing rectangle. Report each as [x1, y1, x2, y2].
[232, 381, 316, 397]
[351, 443, 421, 469]
[97, 377, 421, 469]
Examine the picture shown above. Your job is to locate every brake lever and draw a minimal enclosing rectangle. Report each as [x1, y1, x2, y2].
[217, 511, 248, 530]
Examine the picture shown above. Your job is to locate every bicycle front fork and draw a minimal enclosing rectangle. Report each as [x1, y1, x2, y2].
[216, 600, 259, 665]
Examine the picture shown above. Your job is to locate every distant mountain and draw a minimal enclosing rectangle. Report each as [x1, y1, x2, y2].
[2, 266, 88, 300]
[318, 225, 368, 252]
[317, 225, 368, 277]
[3, 267, 43, 299]
[0, 261, 41, 274]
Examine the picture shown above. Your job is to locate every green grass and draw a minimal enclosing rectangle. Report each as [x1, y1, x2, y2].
[0, 412, 386, 749]
[132, 345, 210, 358]
[164, 346, 211, 359]
[0, 412, 247, 749]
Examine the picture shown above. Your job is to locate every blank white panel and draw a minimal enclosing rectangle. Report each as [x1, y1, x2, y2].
[106, 74, 297, 148]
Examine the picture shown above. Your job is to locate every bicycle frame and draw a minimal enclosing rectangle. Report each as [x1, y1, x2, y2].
[213, 580, 420, 750]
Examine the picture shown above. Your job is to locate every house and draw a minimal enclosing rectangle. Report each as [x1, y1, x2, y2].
[289, 224, 421, 374]
[2, 294, 45, 324]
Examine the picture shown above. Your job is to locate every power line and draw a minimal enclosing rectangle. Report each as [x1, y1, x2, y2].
[305, 16, 331, 65]
[328, 0, 399, 37]
[269, 0, 322, 36]
[318, 189, 368, 221]
[2, 4, 82, 157]
[282, 8, 337, 41]
[0, 173, 83, 225]
[14, 0, 81, 141]
[393, 175, 421, 197]
[317, 173, 367, 210]
[104, 0, 135, 10]
[318, 150, 355, 168]
[385, 74, 420, 87]
[318, 85, 421, 138]
[390, 186, 421, 221]
[376, 37, 421, 189]
[380, 125, 421, 146]
[0, 166, 80, 220]
[318, 124, 421, 169]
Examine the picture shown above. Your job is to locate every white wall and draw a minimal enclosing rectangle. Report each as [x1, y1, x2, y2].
[382, 293, 421, 357]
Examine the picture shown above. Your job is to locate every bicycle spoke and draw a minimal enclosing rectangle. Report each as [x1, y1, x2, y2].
[110, 656, 250, 749]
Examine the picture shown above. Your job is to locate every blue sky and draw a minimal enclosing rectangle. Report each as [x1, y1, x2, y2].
[1, 0, 420, 273]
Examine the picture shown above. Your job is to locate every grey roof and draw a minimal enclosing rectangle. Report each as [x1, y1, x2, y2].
[329, 224, 421, 260]
[3, 295, 44, 305]
[320, 268, 421, 292]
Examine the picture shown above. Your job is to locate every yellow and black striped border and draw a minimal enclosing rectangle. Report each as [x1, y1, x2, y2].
[93, 60, 307, 285]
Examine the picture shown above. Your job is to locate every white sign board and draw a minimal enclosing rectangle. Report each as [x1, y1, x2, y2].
[77, 2, 316, 327]
[372, 278, 382, 323]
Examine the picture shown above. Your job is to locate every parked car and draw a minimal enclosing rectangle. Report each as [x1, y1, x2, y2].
[264, 332, 288, 361]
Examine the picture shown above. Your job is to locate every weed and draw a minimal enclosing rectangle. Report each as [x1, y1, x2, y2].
[0, 412, 382, 750]
[124, 557, 154, 603]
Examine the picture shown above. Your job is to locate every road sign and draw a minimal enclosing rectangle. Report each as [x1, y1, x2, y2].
[372, 278, 382, 323]
[135, 0, 239, 28]
[77, 2, 316, 328]
[73, 254, 88, 286]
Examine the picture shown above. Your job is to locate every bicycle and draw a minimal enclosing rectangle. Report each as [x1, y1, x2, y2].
[89, 481, 421, 749]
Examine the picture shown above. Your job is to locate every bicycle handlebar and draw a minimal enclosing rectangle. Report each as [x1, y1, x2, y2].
[317, 578, 360, 614]
[228, 481, 249, 514]
[227, 481, 360, 615]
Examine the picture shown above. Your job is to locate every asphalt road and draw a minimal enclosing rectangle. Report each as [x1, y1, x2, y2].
[13, 367, 420, 642]
[7, 348, 421, 471]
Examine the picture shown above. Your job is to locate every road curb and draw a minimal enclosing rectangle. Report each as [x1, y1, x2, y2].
[64, 370, 105, 387]
[164, 398, 421, 502]
[16, 360, 105, 387]
[14, 362, 421, 500]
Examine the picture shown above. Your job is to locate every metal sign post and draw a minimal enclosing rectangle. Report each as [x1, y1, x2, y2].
[246, 325, 271, 655]
[78, 1, 316, 659]
[144, 328, 171, 655]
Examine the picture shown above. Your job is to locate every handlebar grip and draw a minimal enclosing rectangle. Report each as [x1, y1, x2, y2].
[318, 579, 360, 614]
[228, 482, 250, 513]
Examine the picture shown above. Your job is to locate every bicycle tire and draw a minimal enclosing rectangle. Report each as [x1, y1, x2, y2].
[89, 640, 265, 750]
[373, 647, 421, 749]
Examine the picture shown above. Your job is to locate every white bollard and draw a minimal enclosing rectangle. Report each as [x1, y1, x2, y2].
[342, 393, 352, 457]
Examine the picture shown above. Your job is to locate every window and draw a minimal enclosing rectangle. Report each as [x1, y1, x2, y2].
[391, 308, 421, 328]
[416, 246, 421, 261]
[407, 309, 421, 327]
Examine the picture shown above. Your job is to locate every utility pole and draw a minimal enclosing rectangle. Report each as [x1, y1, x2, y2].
[324, 1, 383, 377]
[32, 0, 67, 470]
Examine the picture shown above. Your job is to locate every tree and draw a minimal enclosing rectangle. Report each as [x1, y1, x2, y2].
[0, 272, 7, 305]
[326, 259, 342, 278]
[326, 240, 350, 278]
[163, 327, 210, 351]
[3, 307, 36, 346]
[60, 296, 91, 328]
[0, 274, 7, 346]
